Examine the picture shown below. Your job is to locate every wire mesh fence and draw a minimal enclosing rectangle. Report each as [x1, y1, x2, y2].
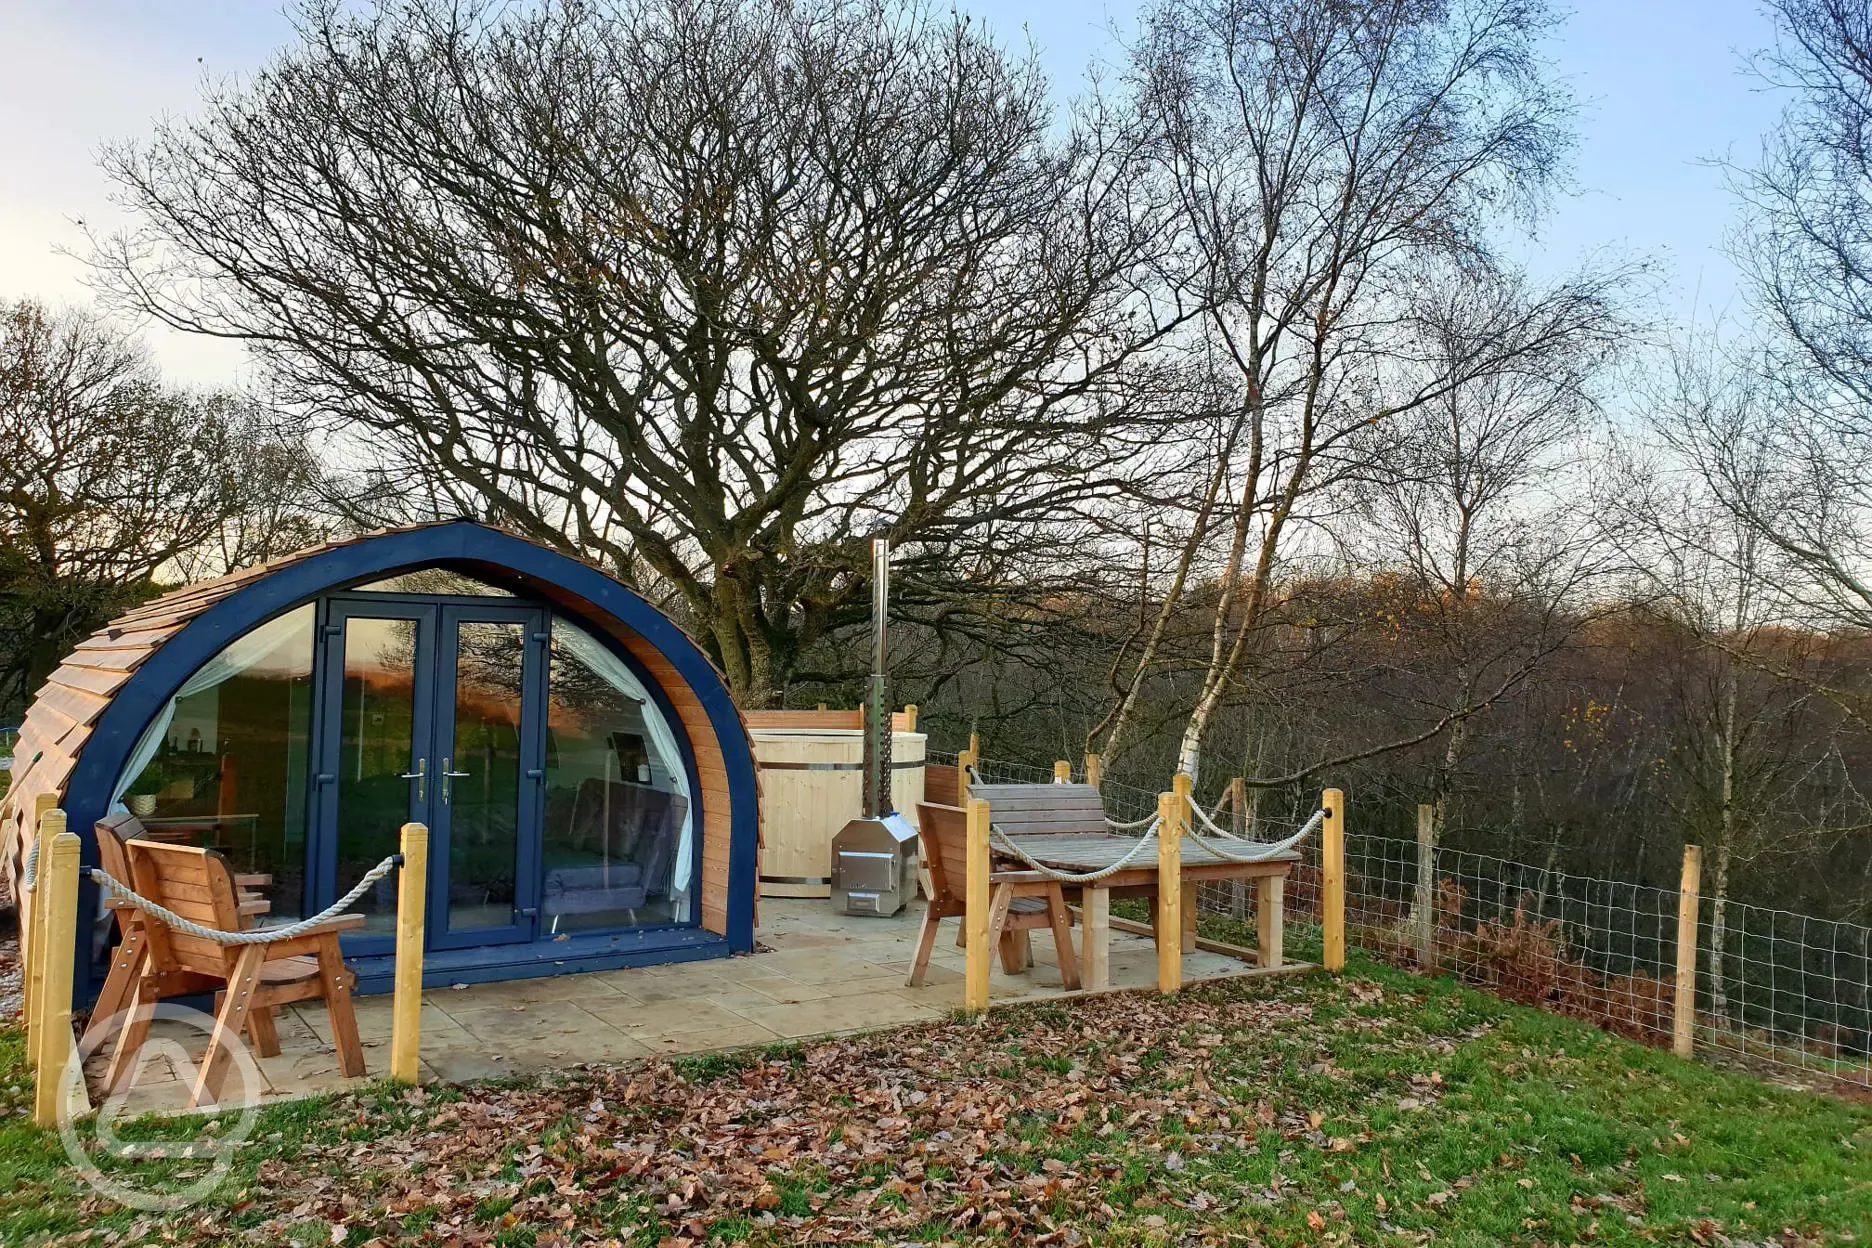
[1265, 827, 1872, 1095]
[1697, 896, 1872, 1089]
[932, 748, 1872, 1095]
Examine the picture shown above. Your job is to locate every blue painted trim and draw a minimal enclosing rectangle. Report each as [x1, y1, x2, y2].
[60, 523, 761, 999]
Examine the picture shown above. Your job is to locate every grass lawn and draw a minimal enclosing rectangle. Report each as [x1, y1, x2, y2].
[1, 959, 1868, 1246]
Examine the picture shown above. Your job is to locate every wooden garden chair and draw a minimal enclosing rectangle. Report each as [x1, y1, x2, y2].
[107, 839, 366, 1108]
[908, 801, 1081, 990]
[84, 816, 279, 1055]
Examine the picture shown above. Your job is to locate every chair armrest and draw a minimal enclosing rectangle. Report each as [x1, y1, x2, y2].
[238, 899, 272, 917]
[235, 872, 273, 888]
[307, 913, 369, 933]
[252, 914, 369, 959]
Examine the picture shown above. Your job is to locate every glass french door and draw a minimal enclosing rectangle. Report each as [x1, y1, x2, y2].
[311, 599, 548, 952]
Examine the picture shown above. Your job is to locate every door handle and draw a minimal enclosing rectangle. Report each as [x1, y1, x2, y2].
[399, 757, 428, 802]
[441, 756, 470, 804]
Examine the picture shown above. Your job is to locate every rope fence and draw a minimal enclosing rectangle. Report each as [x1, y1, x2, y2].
[936, 747, 1870, 1096]
[87, 854, 403, 945]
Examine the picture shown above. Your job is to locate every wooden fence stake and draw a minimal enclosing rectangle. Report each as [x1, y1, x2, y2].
[1415, 803, 1436, 971]
[1674, 844, 1702, 1059]
[1322, 788, 1346, 973]
[23, 794, 56, 1076]
[964, 798, 991, 1013]
[902, 704, 918, 733]
[1173, 774, 1197, 952]
[1084, 753, 1102, 791]
[390, 822, 430, 1084]
[33, 818, 81, 1128]
[1156, 789, 1183, 993]
[957, 745, 976, 803]
[1229, 777, 1249, 920]
[1054, 760, 1072, 783]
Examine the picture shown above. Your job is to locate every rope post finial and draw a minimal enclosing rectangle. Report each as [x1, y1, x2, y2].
[391, 822, 429, 1084]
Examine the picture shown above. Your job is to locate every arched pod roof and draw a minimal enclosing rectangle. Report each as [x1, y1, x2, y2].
[2, 521, 760, 951]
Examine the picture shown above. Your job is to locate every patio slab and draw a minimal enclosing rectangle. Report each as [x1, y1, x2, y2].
[82, 898, 1301, 1116]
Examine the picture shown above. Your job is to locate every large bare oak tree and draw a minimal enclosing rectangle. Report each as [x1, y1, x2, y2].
[95, 0, 1177, 705]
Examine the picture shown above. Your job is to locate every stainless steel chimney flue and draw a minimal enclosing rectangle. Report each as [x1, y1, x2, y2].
[831, 534, 918, 916]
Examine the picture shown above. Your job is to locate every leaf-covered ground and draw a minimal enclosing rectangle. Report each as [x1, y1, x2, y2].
[2, 959, 1869, 1246]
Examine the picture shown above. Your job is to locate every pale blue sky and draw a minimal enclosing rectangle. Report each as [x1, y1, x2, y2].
[0, 0, 1784, 385]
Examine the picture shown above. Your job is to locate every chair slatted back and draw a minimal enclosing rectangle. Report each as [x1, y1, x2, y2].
[915, 802, 970, 913]
[966, 783, 1108, 837]
[123, 840, 248, 977]
[94, 814, 138, 901]
[923, 763, 960, 808]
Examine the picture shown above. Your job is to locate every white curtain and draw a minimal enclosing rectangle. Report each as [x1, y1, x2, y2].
[552, 618, 696, 904]
[110, 609, 311, 810]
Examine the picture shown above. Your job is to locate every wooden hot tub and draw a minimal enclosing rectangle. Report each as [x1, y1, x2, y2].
[746, 709, 925, 898]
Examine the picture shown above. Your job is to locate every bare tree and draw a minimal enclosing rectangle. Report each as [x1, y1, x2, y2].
[1622, 339, 1868, 1014]
[0, 300, 313, 707]
[94, 0, 1180, 706]
[1092, 0, 1627, 785]
[1347, 267, 1624, 851]
[1718, 0, 1872, 642]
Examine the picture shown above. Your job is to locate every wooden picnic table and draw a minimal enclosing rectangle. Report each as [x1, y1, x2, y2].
[995, 830, 1297, 990]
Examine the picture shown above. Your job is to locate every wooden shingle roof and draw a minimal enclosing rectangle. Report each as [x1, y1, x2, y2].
[2, 526, 447, 875]
[1, 522, 763, 932]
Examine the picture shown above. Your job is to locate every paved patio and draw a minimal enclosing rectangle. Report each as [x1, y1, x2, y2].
[83, 898, 1295, 1115]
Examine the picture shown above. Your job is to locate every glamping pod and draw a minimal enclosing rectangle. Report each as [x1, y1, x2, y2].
[2, 522, 760, 996]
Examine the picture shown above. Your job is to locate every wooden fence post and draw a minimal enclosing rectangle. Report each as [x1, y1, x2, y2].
[1084, 753, 1102, 791]
[24, 803, 47, 1079]
[903, 704, 918, 733]
[33, 817, 81, 1128]
[1674, 844, 1702, 1059]
[390, 822, 430, 1084]
[957, 745, 976, 803]
[23, 793, 56, 1076]
[964, 798, 991, 1012]
[1322, 788, 1346, 973]
[1173, 774, 1197, 952]
[1054, 760, 1071, 783]
[1228, 777, 1249, 920]
[1415, 803, 1436, 971]
[1157, 789, 1184, 993]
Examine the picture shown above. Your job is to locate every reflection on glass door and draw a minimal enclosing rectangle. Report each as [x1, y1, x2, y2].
[311, 592, 691, 954]
[434, 614, 539, 945]
[541, 618, 694, 930]
[328, 610, 431, 936]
